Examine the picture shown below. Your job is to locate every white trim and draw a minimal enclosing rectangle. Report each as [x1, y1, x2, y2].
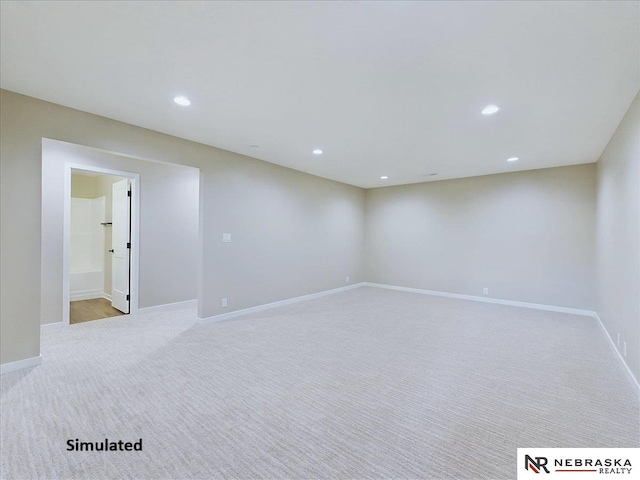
[63, 162, 141, 325]
[102, 293, 112, 301]
[363, 282, 594, 317]
[362, 282, 639, 395]
[137, 299, 198, 314]
[201, 283, 364, 323]
[0, 355, 43, 375]
[70, 289, 104, 301]
[44, 137, 203, 322]
[592, 312, 640, 396]
[41, 322, 66, 331]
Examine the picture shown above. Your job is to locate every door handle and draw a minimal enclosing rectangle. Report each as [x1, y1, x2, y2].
[108, 249, 115, 253]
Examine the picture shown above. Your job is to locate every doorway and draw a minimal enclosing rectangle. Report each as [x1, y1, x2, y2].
[42, 138, 198, 329]
[65, 166, 139, 325]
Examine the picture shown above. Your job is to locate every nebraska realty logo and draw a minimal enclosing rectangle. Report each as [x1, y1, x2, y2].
[517, 448, 639, 478]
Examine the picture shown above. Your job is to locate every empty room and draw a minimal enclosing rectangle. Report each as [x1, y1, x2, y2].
[0, 1, 638, 479]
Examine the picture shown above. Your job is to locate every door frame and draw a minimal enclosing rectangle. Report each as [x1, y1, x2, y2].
[63, 163, 140, 325]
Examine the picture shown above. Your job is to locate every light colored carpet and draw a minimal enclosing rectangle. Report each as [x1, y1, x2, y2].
[1, 287, 638, 479]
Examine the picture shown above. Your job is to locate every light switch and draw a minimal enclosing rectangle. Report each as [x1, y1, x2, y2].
[222, 233, 231, 243]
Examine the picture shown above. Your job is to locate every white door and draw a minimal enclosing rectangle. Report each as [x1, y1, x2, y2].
[111, 179, 131, 313]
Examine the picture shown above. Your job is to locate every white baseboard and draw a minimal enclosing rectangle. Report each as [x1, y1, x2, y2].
[592, 312, 640, 396]
[41, 322, 66, 331]
[363, 282, 638, 395]
[201, 283, 365, 323]
[363, 282, 594, 317]
[70, 289, 104, 301]
[102, 293, 112, 301]
[136, 299, 197, 315]
[1, 355, 43, 375]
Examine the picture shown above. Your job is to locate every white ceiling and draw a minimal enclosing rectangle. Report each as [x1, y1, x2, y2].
[1, 1, 638, 188]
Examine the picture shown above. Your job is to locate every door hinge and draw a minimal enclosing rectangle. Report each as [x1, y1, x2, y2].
[126, 294, 130, 301]
[127, 190, 131, 197]
[127, 242, 131, 249]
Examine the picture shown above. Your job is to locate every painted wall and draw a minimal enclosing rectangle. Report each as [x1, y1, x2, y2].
[43, 141, 200, 324]
[596, 92, 640, 384]
[365, 164, 597, 310]
[70, 173, 97, 198]
[0, 89, 365, 365]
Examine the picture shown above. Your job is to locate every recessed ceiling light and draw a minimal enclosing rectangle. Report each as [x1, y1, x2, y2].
[249, 145, 259, 149]
[481, 104, 500, 115]
[312, 149, 323, 155]
[507, 157, 519, 162]
[422, 173, 438, 177]
[173, 96, 191, 106]
[380, 176, 389, 180]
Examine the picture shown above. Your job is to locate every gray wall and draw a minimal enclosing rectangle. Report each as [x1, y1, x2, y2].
[0, 89, 365, 365]
[365, 164, 597, 309]
[596, 92, 640, 383]
[43, 141, 200, 324]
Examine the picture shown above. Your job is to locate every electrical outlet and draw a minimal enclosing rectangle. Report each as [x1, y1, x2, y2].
[346, 276, 350, 283]
[221, 297, 228, 308]
[483, 288, 489, 295]
[222, 233, 231, 243]
[617, 333, 620, 347]
[623, 342, 627, 357]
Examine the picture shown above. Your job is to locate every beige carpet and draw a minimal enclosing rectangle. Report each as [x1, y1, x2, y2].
[1, 287, 638, 479]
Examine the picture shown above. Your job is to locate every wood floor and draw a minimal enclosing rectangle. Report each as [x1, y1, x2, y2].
[70, 298, 126, 324]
